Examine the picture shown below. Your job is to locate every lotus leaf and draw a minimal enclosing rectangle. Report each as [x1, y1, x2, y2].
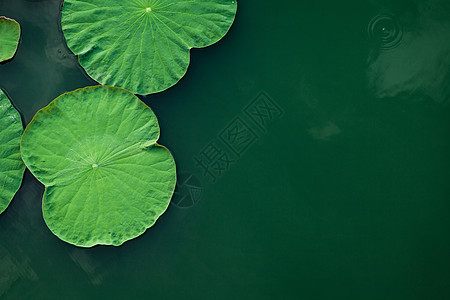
[20, 86, 177, 247]
[61, 0, 238, 94]
[0, 90, 25, 214]
[0, 16, 21, 62]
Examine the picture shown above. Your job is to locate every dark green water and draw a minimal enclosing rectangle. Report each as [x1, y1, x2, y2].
[1, 0, 450, 299]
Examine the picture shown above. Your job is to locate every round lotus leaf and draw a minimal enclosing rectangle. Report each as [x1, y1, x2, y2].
[61, 0, 238, 95]
[20, 86, 177, 247]
[0, 90, 25, 214]
[0, 17, 21, 62]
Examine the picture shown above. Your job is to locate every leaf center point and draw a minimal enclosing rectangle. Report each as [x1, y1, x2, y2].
[145, 7, 152, 13]
[92, 163, 99, 170]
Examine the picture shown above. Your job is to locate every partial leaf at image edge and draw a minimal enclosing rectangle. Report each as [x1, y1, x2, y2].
[0, 16, 21, 62]
[0, 89, 25, 214]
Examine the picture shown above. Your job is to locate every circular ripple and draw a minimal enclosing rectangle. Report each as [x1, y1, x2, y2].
[368, 14, 403, 50]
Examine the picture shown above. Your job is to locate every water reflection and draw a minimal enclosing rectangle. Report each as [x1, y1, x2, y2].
[367, 1, 450, 104]
[68, 248, 118, 286]
[308, 121, 341, 141]
[0, 245, 38, 297]
[0, 172, 45, 297]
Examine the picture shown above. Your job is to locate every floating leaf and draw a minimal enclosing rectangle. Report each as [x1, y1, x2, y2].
[0, 16, 21, 62]
[61, 0, 238, 95]
[0, 90, 25, 214]
[20, 86, 177, 247]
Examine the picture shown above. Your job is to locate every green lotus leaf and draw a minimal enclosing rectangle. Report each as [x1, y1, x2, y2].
[0, 16, 21, 62]
[20, 86, 177, 247]
[0, 90, 25, 214]
[61, 0, 238, 95]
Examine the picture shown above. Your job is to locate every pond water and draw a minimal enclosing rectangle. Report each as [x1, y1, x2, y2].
[0, 0, 449, 299]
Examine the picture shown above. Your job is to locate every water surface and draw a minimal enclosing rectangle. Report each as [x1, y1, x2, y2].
[0, 0, 449, 299]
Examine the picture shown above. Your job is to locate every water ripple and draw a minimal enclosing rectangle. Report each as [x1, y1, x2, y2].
[368, 14, 404, 51]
